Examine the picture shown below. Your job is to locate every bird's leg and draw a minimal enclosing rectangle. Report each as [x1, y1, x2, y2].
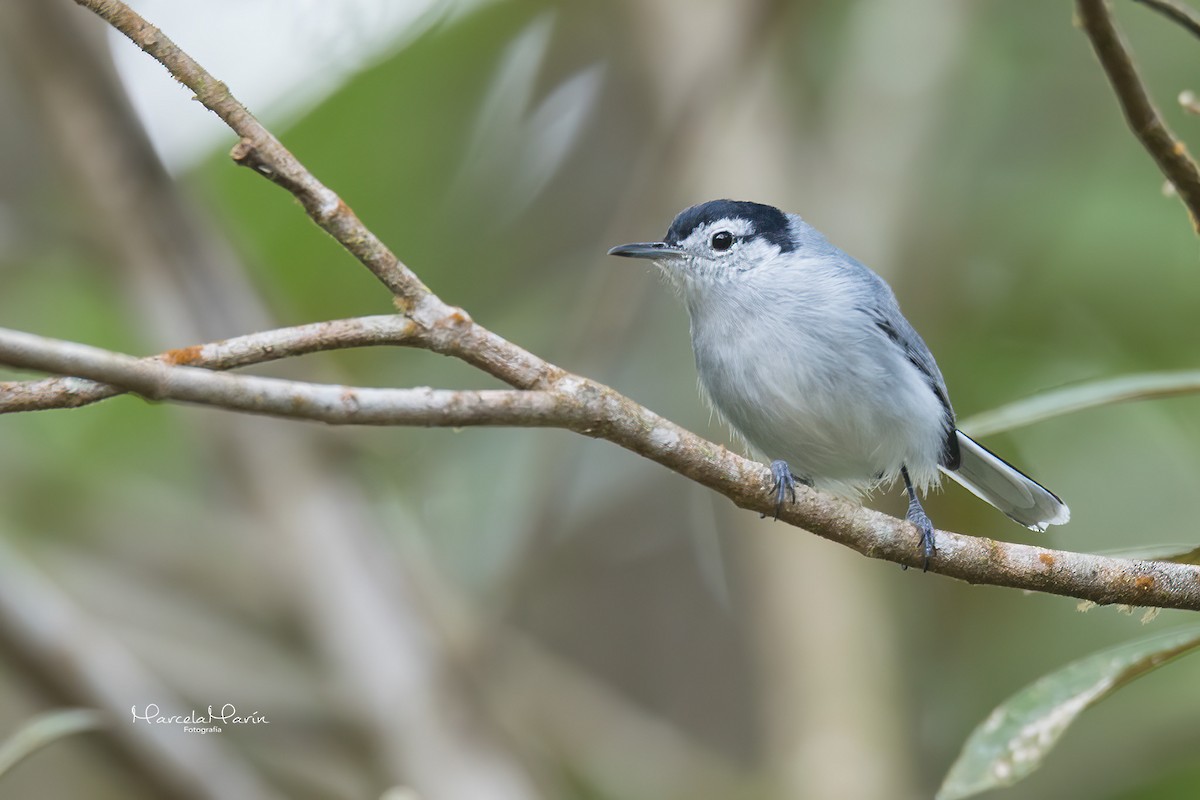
[901, 466, 936, 571]
[767, 460, 810, 520]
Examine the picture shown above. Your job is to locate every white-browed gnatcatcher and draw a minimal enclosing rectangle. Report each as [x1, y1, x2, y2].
[609, 199, 1069, 568]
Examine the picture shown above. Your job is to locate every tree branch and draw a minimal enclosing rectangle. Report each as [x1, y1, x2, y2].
[69, 0, 422, 304]
[0, 326, 565, 426]
[1078, 0, 1200, 229]
[4, 326, 1200, 611]
[1133, 0, 1200, 41]
[0, 315, 417, 413]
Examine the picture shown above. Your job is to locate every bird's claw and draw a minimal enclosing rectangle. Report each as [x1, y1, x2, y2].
[906, 500, 936, 572]
[768, 460, 798, 520]
[899, 466, 937, 572]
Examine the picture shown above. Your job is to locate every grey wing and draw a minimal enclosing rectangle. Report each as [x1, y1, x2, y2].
[866, 303, 961, 469]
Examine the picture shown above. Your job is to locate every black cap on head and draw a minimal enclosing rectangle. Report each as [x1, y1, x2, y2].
[665, 200, 795, 253]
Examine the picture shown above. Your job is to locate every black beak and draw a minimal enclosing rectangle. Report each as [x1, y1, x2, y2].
[607, 241, 686, 260]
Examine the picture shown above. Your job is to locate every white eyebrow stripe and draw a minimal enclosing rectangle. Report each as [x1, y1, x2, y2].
[685, 217, 755, 247]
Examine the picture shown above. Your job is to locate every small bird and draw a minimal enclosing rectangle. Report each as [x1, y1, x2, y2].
[609, 199, 1069, 567]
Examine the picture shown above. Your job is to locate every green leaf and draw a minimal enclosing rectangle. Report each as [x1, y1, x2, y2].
[1094, 544, 1200, 565]
[959, 370, 1200, 438]
[936, 625, 1200, 800]
[0, 709, 104, 779]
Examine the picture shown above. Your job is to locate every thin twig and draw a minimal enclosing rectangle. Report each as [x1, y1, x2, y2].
[4, 326, 1200, 611]
[1133, 0, 1200, 40]
[0, 315, 417, 413]
[1078, 0, 1200, 229]
[0, 326, 565, 426]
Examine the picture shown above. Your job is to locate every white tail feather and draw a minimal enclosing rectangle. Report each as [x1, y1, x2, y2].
[940, 430, 1070, 532]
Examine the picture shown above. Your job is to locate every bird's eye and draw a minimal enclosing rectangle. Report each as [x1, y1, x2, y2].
[711, 231, 735, 251]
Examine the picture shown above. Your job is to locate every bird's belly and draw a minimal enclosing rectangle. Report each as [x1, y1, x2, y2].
[695, 332, 944, 497]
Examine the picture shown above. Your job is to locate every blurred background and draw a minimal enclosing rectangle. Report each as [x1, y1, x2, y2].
[1, 0, 1199, 798]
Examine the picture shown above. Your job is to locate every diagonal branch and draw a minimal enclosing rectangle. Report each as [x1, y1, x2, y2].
[69, 1, 422, 303]
[5, 326, 1200, 612]
[70, 0, 560, 395]
[1078, 0, 1200, 229]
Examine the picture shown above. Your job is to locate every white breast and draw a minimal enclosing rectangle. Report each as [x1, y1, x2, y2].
[683, 266, 947, 498]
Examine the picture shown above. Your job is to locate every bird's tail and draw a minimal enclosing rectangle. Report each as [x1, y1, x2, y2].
[940, 430, 1070, 532]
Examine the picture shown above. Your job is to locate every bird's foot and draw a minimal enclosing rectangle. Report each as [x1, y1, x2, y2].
[906, 499, 936, 572]
[900, 466, 936, 571]
[765, 460, 807, 520]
